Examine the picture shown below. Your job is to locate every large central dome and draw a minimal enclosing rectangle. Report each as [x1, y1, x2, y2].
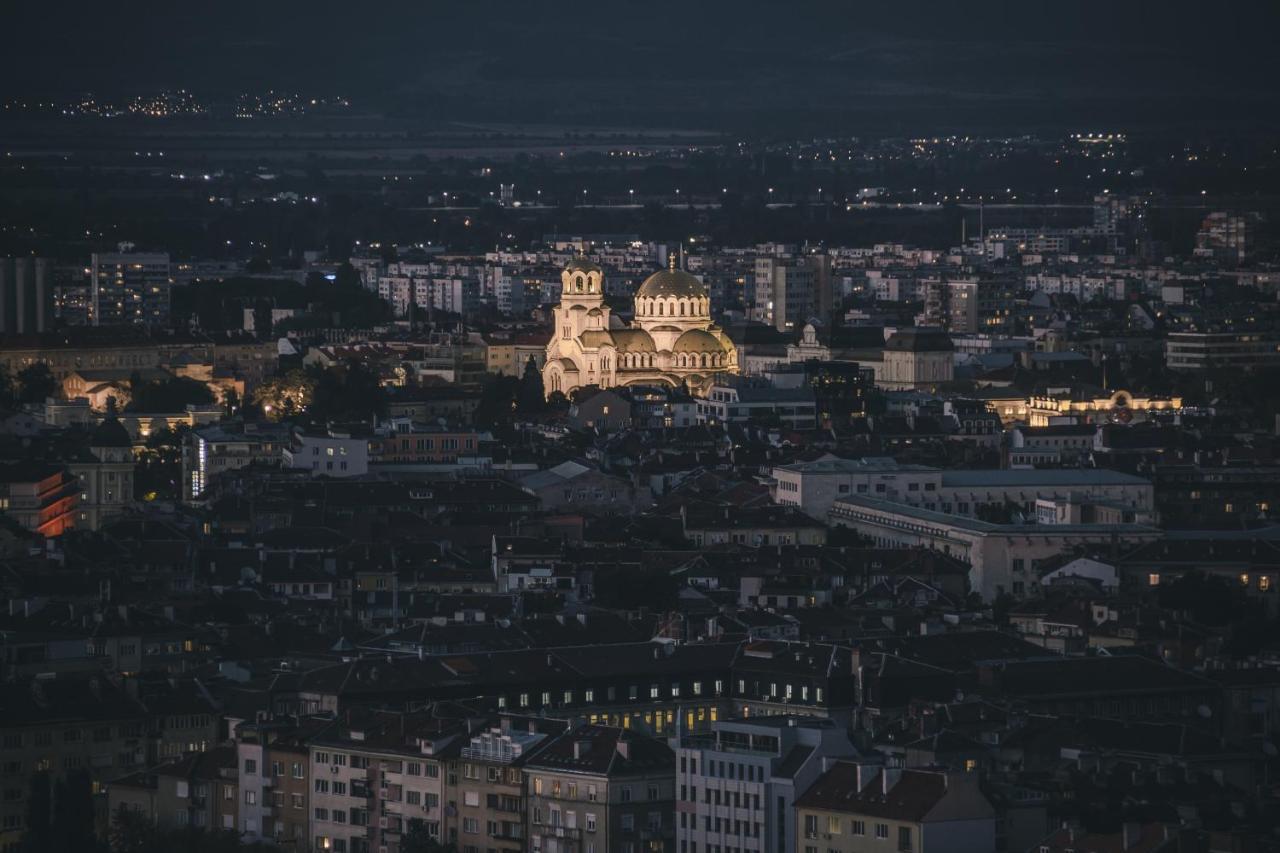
[636, 268, 707, 299]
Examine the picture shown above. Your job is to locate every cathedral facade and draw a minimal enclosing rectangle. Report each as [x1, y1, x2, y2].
[543, 257, 738, 397]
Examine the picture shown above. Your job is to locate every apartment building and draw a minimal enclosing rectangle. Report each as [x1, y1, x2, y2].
[89, 249, 172, 326]
[368, 421, 480, 464]
[107, 746, 239, 835]
[795, 764, 995, 853]
[236, 717, 335, 847]
[441, 719, 564, 852]
[0, 676, 149, 848]
[676, 716, 859, 853]
[524, 724, 676, 853]
[308, 710, 464, 853]
[754, 256, 829, 332]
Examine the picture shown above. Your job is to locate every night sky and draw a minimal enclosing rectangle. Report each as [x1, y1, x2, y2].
[4, 1, 1278, 132]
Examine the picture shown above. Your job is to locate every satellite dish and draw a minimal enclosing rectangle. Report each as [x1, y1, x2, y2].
[1196, 705, 1212, 719]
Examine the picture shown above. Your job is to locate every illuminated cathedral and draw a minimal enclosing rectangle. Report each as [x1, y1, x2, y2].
[543, 257, 738, 397]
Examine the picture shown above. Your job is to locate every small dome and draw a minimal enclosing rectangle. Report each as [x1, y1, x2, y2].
[611, 330, 656, 353]
[564, 256, 602, 274]
[91, 417, 132, 449]
[672, 329, 729, 354]
[885, 327, 954, 353]
[636, 268, 707, 300]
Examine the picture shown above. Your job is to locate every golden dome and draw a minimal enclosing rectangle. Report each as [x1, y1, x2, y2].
[672, 329, 728, 354]
[636, 268, 707, 300]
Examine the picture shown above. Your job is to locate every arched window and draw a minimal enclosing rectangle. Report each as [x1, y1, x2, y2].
[658, 302, 664, 316]
[679, 302, 685, 316]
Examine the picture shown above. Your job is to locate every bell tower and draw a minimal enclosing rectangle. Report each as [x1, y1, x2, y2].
[554, 257, 609, 339]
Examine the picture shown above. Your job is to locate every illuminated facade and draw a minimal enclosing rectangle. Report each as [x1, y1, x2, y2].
[543, 258, 738, 398]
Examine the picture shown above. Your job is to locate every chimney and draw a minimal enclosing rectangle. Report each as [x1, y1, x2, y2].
[615, 738, 630, 760]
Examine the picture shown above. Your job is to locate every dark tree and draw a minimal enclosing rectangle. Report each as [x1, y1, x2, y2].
[401, 819, 457, 853]
[21, 772, 52, 853]
[308, 360, 387, 423]
[0, 364, 14, 405]
[126, 378, 216, 413]
[334, 261, 362, 290]
[15, 363, 56, 404]
[1157, 572, 1238, 626]
[49, 769, 102, 853]
[516, 356, 546, 413]
[109, 805, 155, 853]
[472, 374, 520, 429]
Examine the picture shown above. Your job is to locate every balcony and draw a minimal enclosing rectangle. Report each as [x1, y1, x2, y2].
[536, 826, 582, 841]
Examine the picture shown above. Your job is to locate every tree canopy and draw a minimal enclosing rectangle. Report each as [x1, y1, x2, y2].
[126, 377, 215, 412]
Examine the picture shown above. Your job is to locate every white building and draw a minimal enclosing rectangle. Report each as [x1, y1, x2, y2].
[283, 428, 370, 477]
[677, 717, 859, 853]
[876, 327, 954, 390]
[772, 456, 940, 520]
[828, 496, 1160, 601]
[773, 458, 1155, 525]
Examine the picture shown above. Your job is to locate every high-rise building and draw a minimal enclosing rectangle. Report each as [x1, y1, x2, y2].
[923, 277, 1018, 334]
[89, 247, 172, 326]
[0, 257, 54, 334]
[1194, 212, 1260, 265]
[753, 255, 831, 333]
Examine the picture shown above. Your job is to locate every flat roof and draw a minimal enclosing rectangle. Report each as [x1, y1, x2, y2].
[773, 457, 937, 475]
[940, 469, 1151, 488]
[830, 495, 1162, 537]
